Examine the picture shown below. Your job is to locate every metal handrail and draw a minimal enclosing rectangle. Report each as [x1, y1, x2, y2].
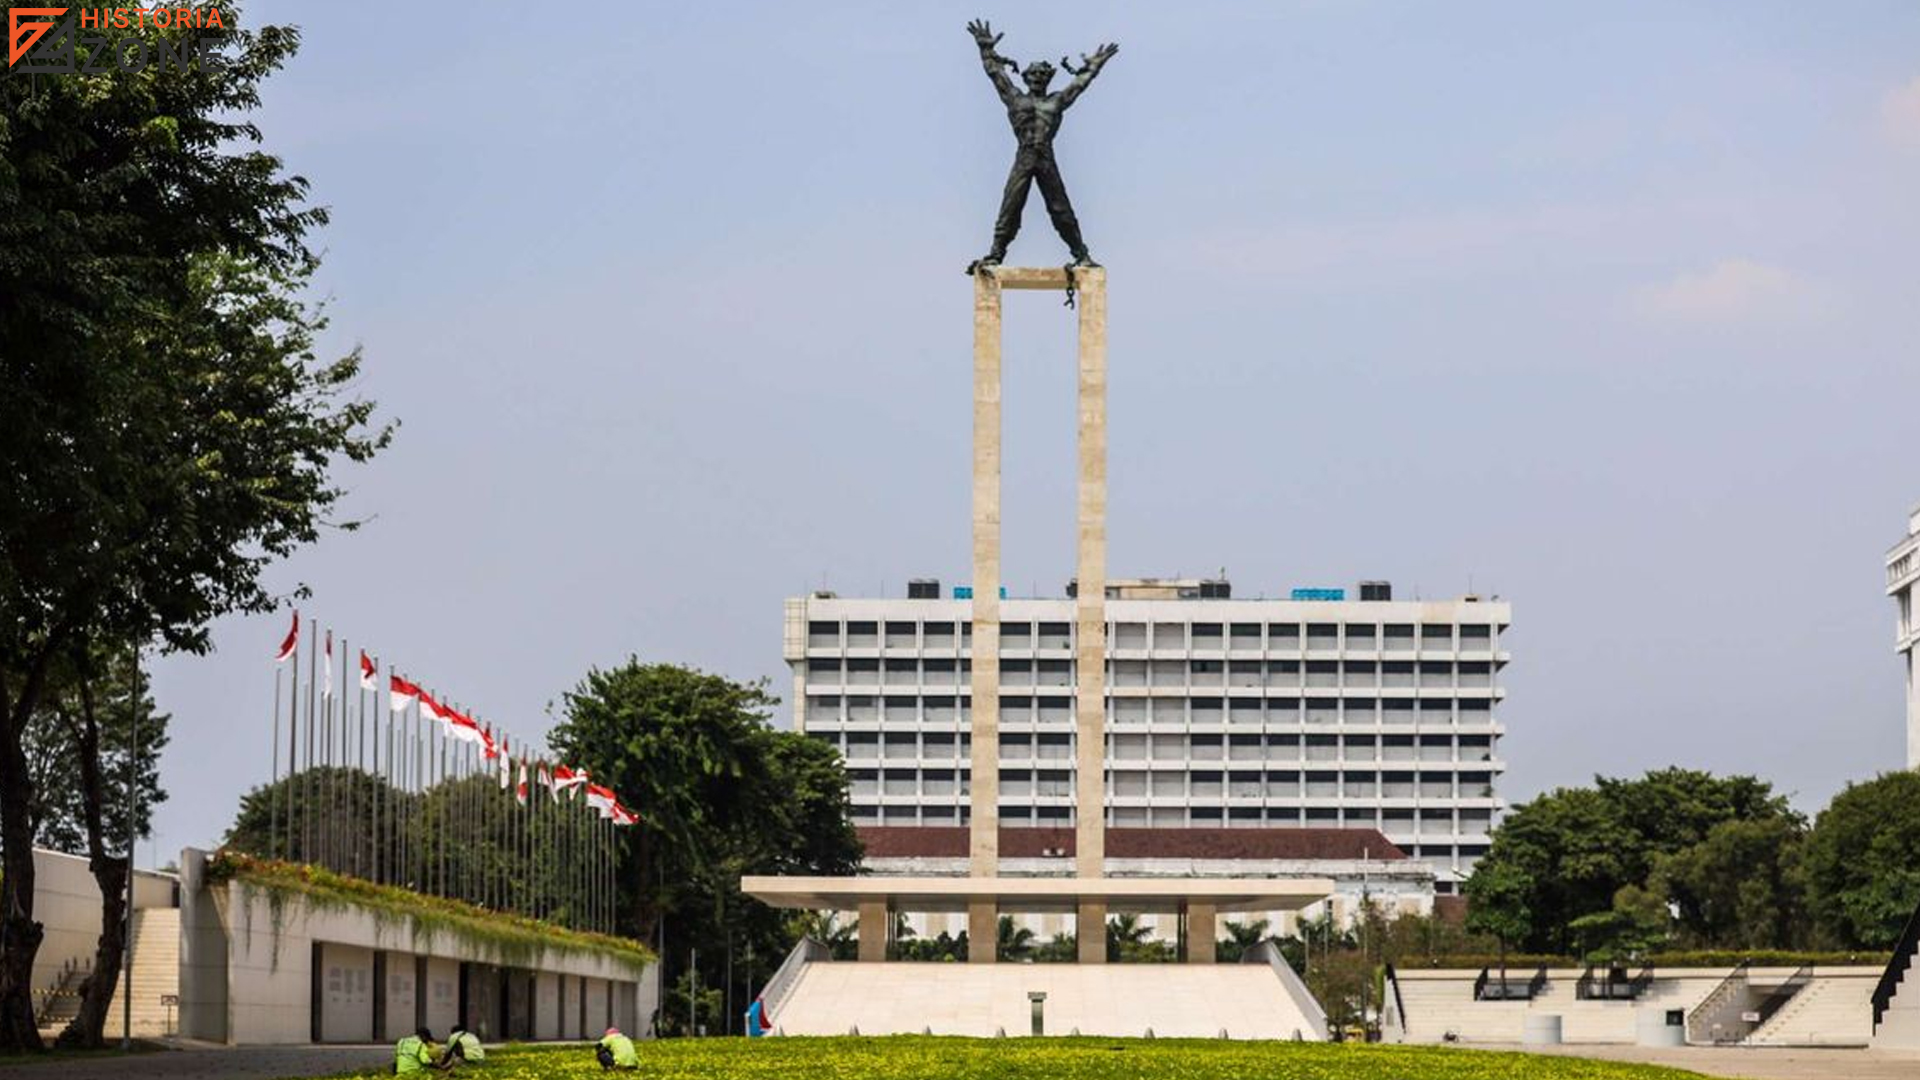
[1577, 963, 1655, 1001]
[1687, 960, 1750, 1044]
[759, 937, 829, 1027]
[1473, 963, 1543, 1001]
[1873, 896, 1920, 1030]
[1754, 963, 1811, 1028]
[1384, 962, 1408, 1038]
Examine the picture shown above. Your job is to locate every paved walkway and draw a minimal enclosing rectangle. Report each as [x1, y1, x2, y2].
[0, 1045, 388, 1080]
[1483, 1042, 1920, 1080]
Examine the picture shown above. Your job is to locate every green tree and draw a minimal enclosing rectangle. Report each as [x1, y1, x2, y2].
[1032, 932, 1078, 963]
[1656, 816, 1807, 949]
[1567, 884, 1669, 964]
[0, 7, 390, 1049]
[996, 915, 1036, 962]
[1218, 918, 1271, 963]
[1465, 860, 1533, 988]
[1801, 771, 1920, 948]
[546, 660, 862, 1034]
[1469, 769, 1798, 953]
[1105, 912, 1173, 963]
[23, 655, 168, 857]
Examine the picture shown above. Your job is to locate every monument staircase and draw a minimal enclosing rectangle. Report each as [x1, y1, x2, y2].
[1873, 896, 1920, 1049]
[762, 942, 1327, 1040]
[1748, 967, 1877, 1047]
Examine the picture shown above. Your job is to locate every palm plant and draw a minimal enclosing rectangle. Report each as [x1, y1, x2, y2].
[1219, 918, 1272, 963]
[997, 915, 1037, 961]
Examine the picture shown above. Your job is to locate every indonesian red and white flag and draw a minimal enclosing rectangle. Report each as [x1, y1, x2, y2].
[495, 732, 511, 785]
[274, 610, 299, 663]
[321, 630, 334, 699]
[483, 724, 503, 762]
[538, 761, 559, 802]
[610, 803, 639, 827]
[445, 705, 486, 749]
[551, 765, 589, 793]
[585, 783, 617, 816]
[390, 674, 423, 713]
[359, 651, 377, 692]
[516, 760, 529, 806]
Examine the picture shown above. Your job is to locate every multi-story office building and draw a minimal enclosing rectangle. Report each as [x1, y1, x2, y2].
[1890, 506, 1920, 771]
[784, 577, 1510, 891]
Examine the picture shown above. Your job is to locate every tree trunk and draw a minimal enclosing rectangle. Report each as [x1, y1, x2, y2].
[0, 727, 46, 1052]
[0, 638, 64, 1053]
[57, 679, 126, 1049]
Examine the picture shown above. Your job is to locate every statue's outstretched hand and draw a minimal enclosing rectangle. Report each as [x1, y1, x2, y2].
[1090, 42, 1119, 68]
[967, 20, 1002, 51]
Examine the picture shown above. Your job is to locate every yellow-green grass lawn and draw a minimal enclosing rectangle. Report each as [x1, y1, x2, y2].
[329, 1036, 1720, 1079]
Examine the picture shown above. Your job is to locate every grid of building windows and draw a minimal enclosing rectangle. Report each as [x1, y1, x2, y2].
[784, 590, 1510, 889]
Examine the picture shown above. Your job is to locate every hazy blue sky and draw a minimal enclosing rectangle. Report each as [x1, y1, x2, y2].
[141, 1, 1920, 866]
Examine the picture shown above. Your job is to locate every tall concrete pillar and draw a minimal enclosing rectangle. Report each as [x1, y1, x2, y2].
[970, 270, 1002, 885]
[1074, 266, 1108, 880]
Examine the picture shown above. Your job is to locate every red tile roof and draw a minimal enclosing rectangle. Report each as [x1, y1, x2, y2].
[858, 826, 1408, 861]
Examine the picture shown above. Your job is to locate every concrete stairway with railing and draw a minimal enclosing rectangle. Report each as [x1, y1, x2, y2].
[1874, 904, 1920, 1050]
[58, 908, 183, 1041]
[1749, 969, 1876, 1047]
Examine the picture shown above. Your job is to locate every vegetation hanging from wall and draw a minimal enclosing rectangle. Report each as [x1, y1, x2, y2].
[205, 851, 653, 976]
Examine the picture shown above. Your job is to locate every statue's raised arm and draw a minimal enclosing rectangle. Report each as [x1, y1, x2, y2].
[967, 19, 1019, 105]
[1058, 42, 1119, 108]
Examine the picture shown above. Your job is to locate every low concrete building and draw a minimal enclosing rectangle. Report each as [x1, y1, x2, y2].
[1390, 965, 1885, 1048]
[175, 849, 658, 1045]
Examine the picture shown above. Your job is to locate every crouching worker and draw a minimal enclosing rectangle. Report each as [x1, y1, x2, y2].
[447, 1023, 485, 1065]
[396, 1027, 450, 1074]
[596, 1026, 640, 1070]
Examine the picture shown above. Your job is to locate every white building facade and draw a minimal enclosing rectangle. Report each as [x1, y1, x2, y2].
[785, 579, 1510, 891]
[1890, 506, 1920, 771]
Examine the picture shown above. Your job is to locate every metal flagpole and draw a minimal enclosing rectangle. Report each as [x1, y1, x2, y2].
[269, 664, 282, 860]
[285, 624, 300, 862]
[323, 631, 335, 874]
[304, 616, 317, 864]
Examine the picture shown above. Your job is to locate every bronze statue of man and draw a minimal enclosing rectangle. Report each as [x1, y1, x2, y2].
[966, 19, 1118, 272]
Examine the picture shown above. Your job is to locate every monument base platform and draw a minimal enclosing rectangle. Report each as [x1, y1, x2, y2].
[767, 956, 1327, 1040]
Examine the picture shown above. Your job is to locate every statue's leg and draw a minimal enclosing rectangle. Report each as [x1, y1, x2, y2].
[1034, 156, 1092, 263]
[987, 156, 1036, 261]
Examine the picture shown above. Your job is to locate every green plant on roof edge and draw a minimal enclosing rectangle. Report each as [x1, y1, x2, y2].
[205, 850, 653, 977]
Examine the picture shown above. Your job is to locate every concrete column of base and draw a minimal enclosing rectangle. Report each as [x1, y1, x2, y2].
[1073, 266, 1108, 880]
[968, 901, 998, 964]
[970, 270, 1003, 878]
[1077, 901, 1108, 964]
[857, 902, 889, 963]
[1186, 903, 1218, 964]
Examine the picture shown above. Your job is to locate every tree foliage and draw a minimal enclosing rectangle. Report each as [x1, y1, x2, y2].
[23, 652, 168, 856]
[1465, 769, 1801, 953]
[0, 4, 389, 1052]
[545, 660, 862, 1035]
[1800, 771, 1920, 949]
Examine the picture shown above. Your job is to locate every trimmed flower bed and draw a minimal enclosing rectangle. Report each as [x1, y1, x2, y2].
[325, 1037, 1716, 1080]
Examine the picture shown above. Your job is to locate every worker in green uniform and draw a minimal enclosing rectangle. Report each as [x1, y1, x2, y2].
[395, 1027, 447, 1074]
[448, 1022, 486, 1065]
[596, 1026, 640, 1070]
